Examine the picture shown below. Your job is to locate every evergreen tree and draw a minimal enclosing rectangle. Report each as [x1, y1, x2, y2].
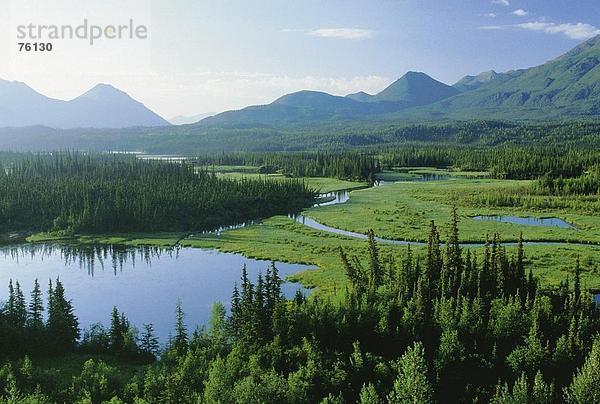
[573, 257, 581, 311]
[109, 307, 125, 352]
[359, 383, 379, 404]
[564, 336, 600, 403]
[230, 283, 242, 338]
[426, 221, 442, 296]
[173, 300, 187, 353]
[140, 323, 160, 357]
[516, 233, 525, 298]
[387, 342, 432, 403]
[46, 278, 79, 352]
[27, 278, 44, 330]
[444, 206, 462, 297]
[14, 281, 27, 329]
[367, 229, 382, 288]
[6, 279, 17, 327]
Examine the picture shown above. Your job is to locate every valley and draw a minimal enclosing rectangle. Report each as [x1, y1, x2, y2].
[1, 22, 600, 403]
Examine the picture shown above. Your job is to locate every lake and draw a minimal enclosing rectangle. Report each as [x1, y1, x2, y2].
[0, 244, 312, 341]
[471, 215, 575, 229]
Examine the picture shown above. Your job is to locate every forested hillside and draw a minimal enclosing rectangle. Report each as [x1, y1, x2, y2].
[1, 120, 599, 154]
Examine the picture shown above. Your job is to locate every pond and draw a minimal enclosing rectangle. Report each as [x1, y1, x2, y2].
[0, 244, 312, 341]
[471, 215, 575, 229]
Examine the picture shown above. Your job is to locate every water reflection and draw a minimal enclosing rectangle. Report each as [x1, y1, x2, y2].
[0, 244, 313, 340]
[0, 243, 178, 276]
[313, 191, 350, 207]
[472, 215, 575, 229]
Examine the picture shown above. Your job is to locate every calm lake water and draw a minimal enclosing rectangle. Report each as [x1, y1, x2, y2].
[471, 215, 575, 229]
[0, 244, 312, 341]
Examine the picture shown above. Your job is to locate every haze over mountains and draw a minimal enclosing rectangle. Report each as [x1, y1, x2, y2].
[200, 34, 600, 126]
[0, 81, 169, 129]
[1, 35, 599, 131]
[169, 112, 216, 125]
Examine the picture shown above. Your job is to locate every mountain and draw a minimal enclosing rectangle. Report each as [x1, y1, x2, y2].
[346, 72, 459, 106]
[202, 73, 458, 127]
[345, 91, 372, 102]
[452, 70, 522, 92]
[416, 35, 600, 119]
[169, 112, 216, 125]
[201, 90, 401, 126]
[365, 71, 460, 105]
[0, 81, 169, 129]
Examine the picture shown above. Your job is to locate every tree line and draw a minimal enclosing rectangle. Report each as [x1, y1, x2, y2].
[534, 165, 600, 196]
[378, 144, 600, 180]
[194, 151, 380, 182]
[0, 153, 316, 234]
[1, 210, 598, 402]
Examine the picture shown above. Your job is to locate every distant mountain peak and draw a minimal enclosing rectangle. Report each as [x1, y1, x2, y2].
[369, 71, 459, 105]
[453, 70, 510, 92]
[345, 91, 373, 102]
[79, 83, 130, 100]
[0, 81, 169, 129]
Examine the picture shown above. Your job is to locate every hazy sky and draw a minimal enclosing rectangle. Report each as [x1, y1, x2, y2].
[1, 0, 599, 118]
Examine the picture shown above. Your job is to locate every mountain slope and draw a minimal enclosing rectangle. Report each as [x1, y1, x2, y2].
[201, 90, 400, 126]
[367, 71, 459, 105]
[202, 73, 458, 127]
[0, 81, 169, 129]
[418, 35, 600, 119]
[453, 70, 523, 92]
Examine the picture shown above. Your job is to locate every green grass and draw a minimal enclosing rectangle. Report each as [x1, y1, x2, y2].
[305, 179, 600, 244]
[215, 172, 367, 193]
[184, 214, 600, 292]
[393, 167, 492, 178]
[27, 232, 185, 247]
[198, 165, 260, 173]
[375, 170, 422, 182]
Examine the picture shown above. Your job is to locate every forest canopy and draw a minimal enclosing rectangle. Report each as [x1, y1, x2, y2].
[0, 153, 316, 234]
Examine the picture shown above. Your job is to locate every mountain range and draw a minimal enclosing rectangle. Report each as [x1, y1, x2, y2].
[1, 35, 599, 130]
[199, 34, 600, 126]
[0, 81, 169, 129]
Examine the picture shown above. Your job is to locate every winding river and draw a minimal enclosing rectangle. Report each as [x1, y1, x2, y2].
[289, 183, 598, 249]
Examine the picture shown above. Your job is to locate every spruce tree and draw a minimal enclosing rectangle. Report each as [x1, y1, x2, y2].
[173, 300, 187, 354]
[367, 229, 382, 289]
[46, 278, 79, 352]
[14, 281, 27, 329]
[387, 342, 433, 403]
[426, 221, 442, 295]
[109, 307, 124, 352]
[27, 278, 44, 330]
[6, 279, 17, 327]
[573, 257, 581, 310]
[140, 323, 160, 357]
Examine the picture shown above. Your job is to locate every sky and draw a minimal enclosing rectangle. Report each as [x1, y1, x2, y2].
[0, 0, 599, 119]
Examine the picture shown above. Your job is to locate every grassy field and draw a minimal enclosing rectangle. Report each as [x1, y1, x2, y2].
[306, 179, 600, 244]
[184, 214, 600, 292]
